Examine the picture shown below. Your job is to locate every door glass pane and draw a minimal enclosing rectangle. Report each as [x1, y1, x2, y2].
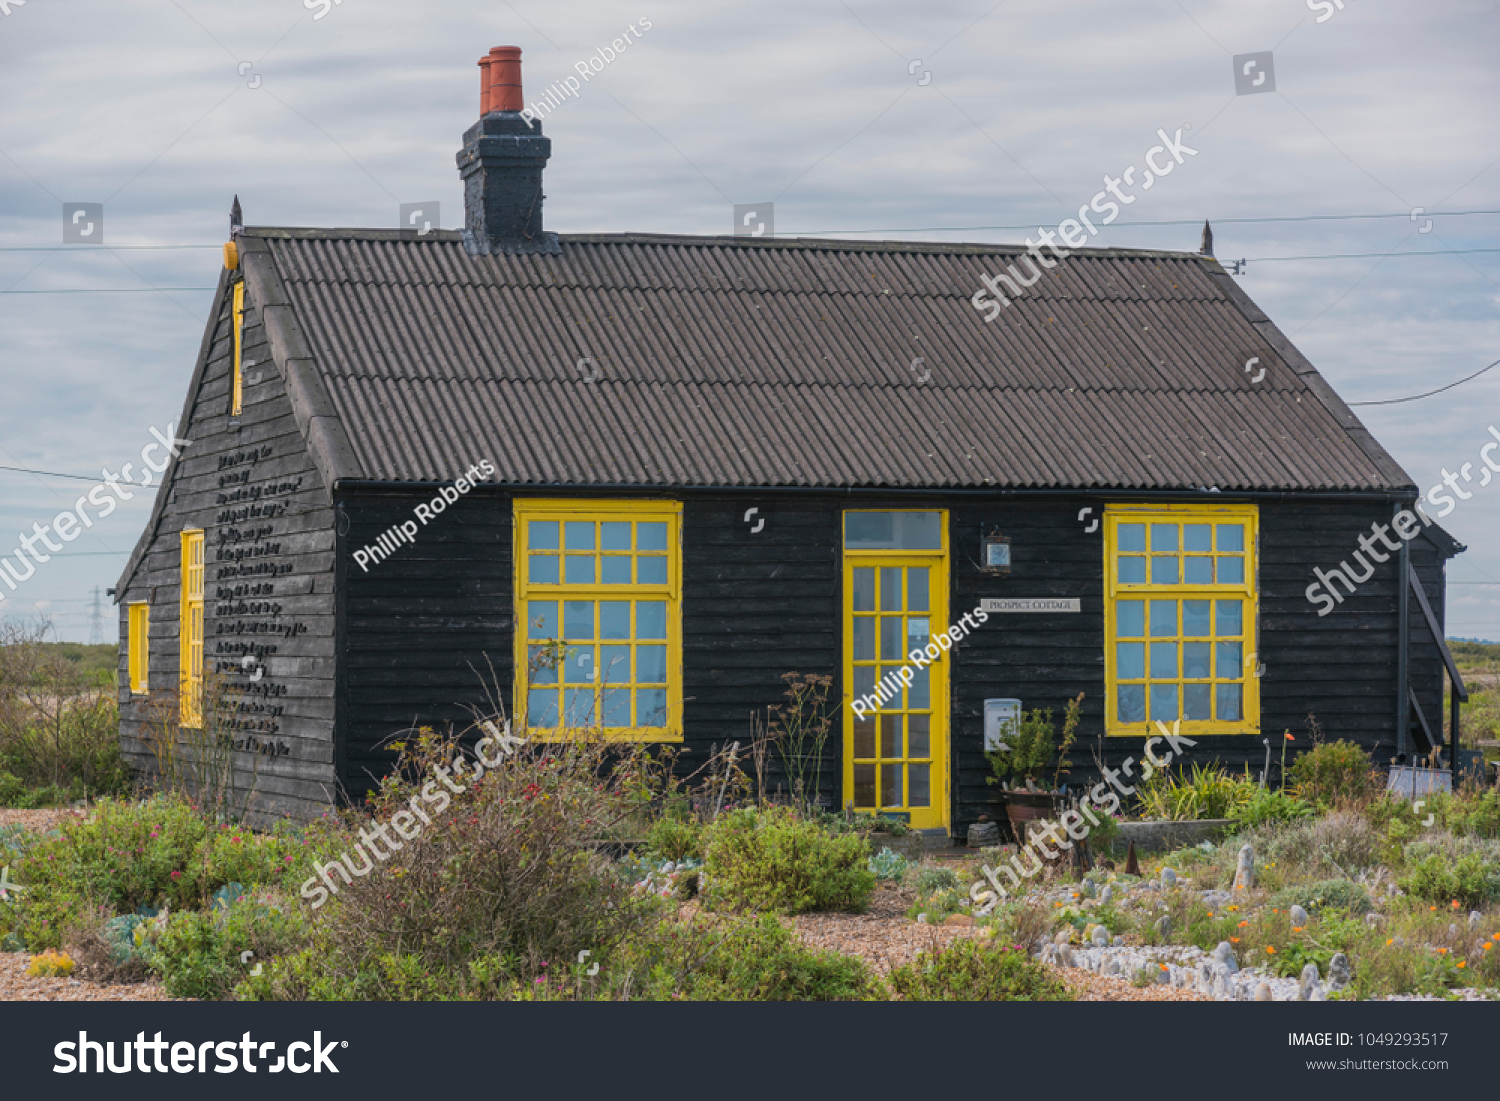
[854, 764, 876, 806]
[881, 715, 901, 757]
[908, 764, 930, 808]
[599, 601, 629, 639]
[1117, 523, 1145, 552]
[1118, 684, 1146, 723]
[601, 522, 631, 550]
[908, 714, 930, 757]
[880, 568, 903, 612]
[637, 522, 668, 551]
[1149, 600, 1177, 636]
[852, 568, 875, 612]
[906, 568, 929, 611]
[1150, 642, 1177, 678]
[844, 511, 941, 549]
[906, 617, 929, 654]
[879, 667, 902, 710]
[880, 617, 904, 660]
[852, 617, 874, 661]
[1150, 684, 1178, 721]
[528, 520, 559, 549]
[1182, 642, 1212, 679]
[881, 763, 903, 808]
[1116, 600, 1145, 636]
[853, 718, 875, 758]
[853, 666, 875, 698]
[909, 666, 930, 710]
[1116, 642, 1144, 679]
[564, 521, 594, 550]
[1184, 684, 1212, 720]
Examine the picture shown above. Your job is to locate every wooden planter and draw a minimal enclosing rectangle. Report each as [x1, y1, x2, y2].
[999, 790, 1063, 846]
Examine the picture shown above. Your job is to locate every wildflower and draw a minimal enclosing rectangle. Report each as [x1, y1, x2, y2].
[1452, 900, 1461, 910]
[1238, 920, 1248, 928]
[1430, 906, 1438, 912]
[1458, 961, 1468, 969]
[1285, 732, 1294, 741]
[1484, 943, 1493, 951]
[1386, 938, 1394, 946]
[1293, 926, 1305, 933]
[1437, 948, 1448, 954]
[1227, 905, 1239, 912]
[1265, 946, 1276, 954]
[1159, 963, 1168, 972]
[170, 871, 182, 880]
[1230, 937, 1241, 943]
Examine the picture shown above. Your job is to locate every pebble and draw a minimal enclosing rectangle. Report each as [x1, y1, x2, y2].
[1160, 868, 1177, 890]
[1328, 953, 1351, 992]
[1092, 925, 1111, 948]
[1289, 904, 1310, 928]
[1297, 962, 1320, 1001]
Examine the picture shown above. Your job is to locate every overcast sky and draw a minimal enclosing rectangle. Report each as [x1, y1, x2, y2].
[1, 0, 1496, 642]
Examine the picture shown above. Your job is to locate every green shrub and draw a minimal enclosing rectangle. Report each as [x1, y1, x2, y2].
[645, 816, 703, 863]
[910, 865, 960, 897]
[1398, 853, 1500, 908]
[683, 915, 883, 1001]
[702, 806, 874, 914]
[1289, 740, 1378, 807]
[1230, 788, 1315, 829]
[0, 772, 26, 806]
[152, 891, 309, 1000]
[985, 695, 1082, 789]
[889, 938, 1071, 1001]
[1138, 763, 1256, 821]
[1267, 878, 1372, 915]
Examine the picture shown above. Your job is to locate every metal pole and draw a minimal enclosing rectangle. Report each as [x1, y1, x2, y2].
[1396, 513, 1411, 760]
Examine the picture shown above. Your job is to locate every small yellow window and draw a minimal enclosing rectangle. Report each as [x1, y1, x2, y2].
[231, 281, 245, 416]
[514, 499, 682, 741]
[1104, 504, 1259, 737]
[180, 530, 205, 726]
[128, 602, 150, 694]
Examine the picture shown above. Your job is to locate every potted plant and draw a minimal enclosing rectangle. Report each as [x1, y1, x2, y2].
[985, 694, 1083, 844]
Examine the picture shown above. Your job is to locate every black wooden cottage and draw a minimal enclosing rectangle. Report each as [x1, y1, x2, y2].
[117, 48, 1466, 834]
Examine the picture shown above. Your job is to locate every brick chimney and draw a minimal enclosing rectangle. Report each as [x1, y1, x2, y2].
[457, 46, 559, 256]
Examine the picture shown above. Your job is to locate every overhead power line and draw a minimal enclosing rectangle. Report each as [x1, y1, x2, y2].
[1348, 356, 1500, 406]
[786, 209, 1500, 236]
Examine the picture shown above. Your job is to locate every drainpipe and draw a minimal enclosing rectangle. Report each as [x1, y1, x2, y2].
[1396, 504, 1410, 762]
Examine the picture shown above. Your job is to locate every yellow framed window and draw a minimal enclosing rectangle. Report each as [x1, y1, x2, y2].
[514, 499, 682, 741]
[231, 281, 245, 416]
[180, 530, 205, 726]
[1104, 504, 1259, 737]
[128, 602, 150, 694]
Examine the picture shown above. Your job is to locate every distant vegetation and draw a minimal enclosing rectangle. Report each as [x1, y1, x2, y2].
[1451, 640, 1500, 670]
[33, 643, 119, 687]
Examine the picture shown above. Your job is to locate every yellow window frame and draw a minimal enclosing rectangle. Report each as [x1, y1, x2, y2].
[180, 530, 205, 727]
[128, 602, 150, 694]
[231, 281, 245, 416]
[1104, 503, 1259, 737]
[514, 499, 683, 742]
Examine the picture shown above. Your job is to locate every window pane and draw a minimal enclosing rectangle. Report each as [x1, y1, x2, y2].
[564, 601, 594, 639]
[564, 688, 593, 725]
[528, 600, 557, 638]
[528, 687, 558, 727]
[1151, 556, 1179, 584]
[852, 617, 874, 661]
[852, 568, 875, 612]
[1116, 642, 1145, 679]
[854, 718, 875, 758]
[601, 522, 631, 551]
[636, 602, 667, 639]
[601, 688, 630, 727]
[599, 601, 630, 639]
[1182, 642, 1212, 679]
[1182, 600, 1211, 637]
[1216, 599, 1242, 636]
[565, 555, 595, 584]
[880, 568, 903, 612]
[854, 764, 876, 806]
[1218, 556, 1244, 584]
[1184, 524, 1212, 552]
[637, 522, 668, 551]
[1216, 682, 1242, 721]
[564, 521, 594, 550]
[637, 688, 667, 726]
[909, 666, 930, 709]
[1151, 523, 1178, 552]
[528, 644, 558, 684]
[907, 568, 929, 611]
[601, 556, 631, 584]
[1118, 557, 1146, 584]
[563, 647, 594, 684]
[1217, 524, 1244, 552]
[906, 617, 929, 654]
[881, 763, 903, 807]
[880, 667, 902, 710]
[1118, 684, 1146, 723]
[1117, 523, 1145, 552]
[1184, 684, 1212, 720]
[636, 645, 667, 684]
[529, 554, 559, 584]
[881, 715, 901, 757]
[1150, 683, 1178, 721]
[1116, 600, 1145, 637]
[600, 645, 631, 684]
[1216, 641, 1242, 678]
[637, 556, 668, 585]
[528, 520, 559, 550]
[845, 511, 941, 550]
[1150, 642, 1177, 679]
[853, 665, 875, 699]
[909, 764, 930, 808]
[908, 714, 930, 757]
[1149, 600, 1177, 636]
[1184, 556, 1213, 584]
[880, 617, 904, 660]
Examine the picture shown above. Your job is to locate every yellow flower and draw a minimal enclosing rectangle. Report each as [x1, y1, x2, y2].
[1386, 938, 1395, 946]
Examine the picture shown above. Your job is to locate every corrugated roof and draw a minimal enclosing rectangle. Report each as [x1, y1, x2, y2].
[251, 228, 1413, 492]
